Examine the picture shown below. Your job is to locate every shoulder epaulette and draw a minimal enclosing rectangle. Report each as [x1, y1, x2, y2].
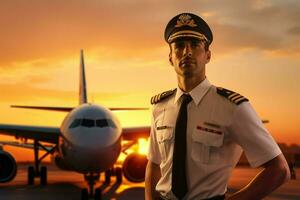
[216, 87, 249, 105]
[150, 89, 176, 105]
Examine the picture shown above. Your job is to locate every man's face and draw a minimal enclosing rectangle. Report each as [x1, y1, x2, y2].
[169, 38, 211, 79]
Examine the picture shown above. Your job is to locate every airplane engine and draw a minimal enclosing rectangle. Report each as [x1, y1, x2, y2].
[0, 150, 17, 183]
[122, 153, 148, 183]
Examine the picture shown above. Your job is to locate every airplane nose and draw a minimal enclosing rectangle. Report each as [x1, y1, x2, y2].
[63, 126, 121, 150]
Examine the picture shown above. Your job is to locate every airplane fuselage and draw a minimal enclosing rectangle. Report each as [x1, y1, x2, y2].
[56, 103, 122, 173]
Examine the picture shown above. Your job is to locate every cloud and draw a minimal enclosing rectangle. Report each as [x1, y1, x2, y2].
[0, 0, 299, 67]
[0, 83, 145, 104]
[288, 26, 300, 35]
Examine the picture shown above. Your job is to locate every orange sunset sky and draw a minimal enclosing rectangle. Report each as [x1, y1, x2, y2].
[0, 0, 299, 161]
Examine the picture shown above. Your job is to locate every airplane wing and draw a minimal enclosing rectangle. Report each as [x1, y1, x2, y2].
[0, 124, 60, 144]
[0, 141, 54, 151]
[11, 105, 148, 112]
[122, 126, 150, 140]
[11, 105, 74, 112]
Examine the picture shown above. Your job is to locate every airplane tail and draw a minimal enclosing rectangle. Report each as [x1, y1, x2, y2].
[10, 50, 149, 112]
[79, 50, 88, 105]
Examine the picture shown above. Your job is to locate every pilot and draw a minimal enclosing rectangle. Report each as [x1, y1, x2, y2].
[145, 13, 290, 200]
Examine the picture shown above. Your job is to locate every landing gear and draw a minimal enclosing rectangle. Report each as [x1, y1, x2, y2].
[27, 166, 34, 185]
[81, 173, 101, 200]
[104, 167, 122, 184]
[115, 167, 122, 183]
[94, 188, 102, 200]
[81, 167, 123, 200]
[104, 169, 111, 184]
[81, 188, 88, 200]
[27, 140, 56, 186]
[40, 166, 47, 185]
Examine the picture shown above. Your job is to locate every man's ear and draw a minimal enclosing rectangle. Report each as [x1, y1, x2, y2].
[205, 50, 211, 64]
[169, 52, 173, 66]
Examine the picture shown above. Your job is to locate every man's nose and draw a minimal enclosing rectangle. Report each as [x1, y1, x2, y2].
[183, 43, 192, 57]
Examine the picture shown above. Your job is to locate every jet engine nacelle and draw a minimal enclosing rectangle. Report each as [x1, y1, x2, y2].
[122, 153, 148, 183]
[0, 150, 17, 183]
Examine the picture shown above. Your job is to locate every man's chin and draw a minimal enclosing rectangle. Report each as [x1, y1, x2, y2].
[181, 71, 194, 78]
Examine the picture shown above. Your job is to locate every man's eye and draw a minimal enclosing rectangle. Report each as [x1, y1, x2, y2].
[175, 42, 185, 49]
[191, 41, 200, 48]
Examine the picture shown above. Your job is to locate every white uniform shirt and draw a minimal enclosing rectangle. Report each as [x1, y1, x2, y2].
[147, 78, 282, 200]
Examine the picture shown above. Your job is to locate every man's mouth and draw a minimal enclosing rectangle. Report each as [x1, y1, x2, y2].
[180, 59, 195, 66]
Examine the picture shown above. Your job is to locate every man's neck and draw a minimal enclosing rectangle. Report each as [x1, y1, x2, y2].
[177, 75, 206, 92]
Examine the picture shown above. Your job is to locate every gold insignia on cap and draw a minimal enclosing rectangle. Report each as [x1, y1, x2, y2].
[175, 14, 197, 28]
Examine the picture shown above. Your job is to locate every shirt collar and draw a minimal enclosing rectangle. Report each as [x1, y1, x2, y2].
[174, 78, 212, 105]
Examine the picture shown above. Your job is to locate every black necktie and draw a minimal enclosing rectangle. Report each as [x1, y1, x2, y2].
[172, 94, 192, 199]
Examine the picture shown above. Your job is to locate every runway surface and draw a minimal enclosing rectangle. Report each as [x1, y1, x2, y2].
[0, 164, 299, 200]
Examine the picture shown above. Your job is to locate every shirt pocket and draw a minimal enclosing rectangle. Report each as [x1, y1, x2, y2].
[156, 126, 174, 162]
[191, 128, 224, 164]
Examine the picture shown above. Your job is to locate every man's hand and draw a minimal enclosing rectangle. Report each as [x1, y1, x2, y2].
[226, 153, 290, 200]
[145, 161, 161, 200]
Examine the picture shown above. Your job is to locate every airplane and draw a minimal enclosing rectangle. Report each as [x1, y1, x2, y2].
[0, 50, 151, 200]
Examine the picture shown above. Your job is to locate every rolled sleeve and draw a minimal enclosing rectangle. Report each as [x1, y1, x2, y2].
[228, 102, 282, 168]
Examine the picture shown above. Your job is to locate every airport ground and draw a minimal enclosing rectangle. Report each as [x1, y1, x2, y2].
[0, 164, 299, 200]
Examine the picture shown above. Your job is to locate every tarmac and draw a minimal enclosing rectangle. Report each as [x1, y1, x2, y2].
[0, 164, 299, 200]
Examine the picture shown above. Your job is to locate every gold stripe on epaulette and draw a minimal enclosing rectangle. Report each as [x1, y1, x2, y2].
[229, 94, 240, 100]
[152, 96, 157, 104]
[232, 95, 242, 101]
[228, 93, 237, 99]
[150, 96, 154, 104]
[157, 93, 162, 102]
[156, 94, 160, 103]
[153, 95, 158, 104]
[150, 88, 176, 104]
[234, 97, 246, 104]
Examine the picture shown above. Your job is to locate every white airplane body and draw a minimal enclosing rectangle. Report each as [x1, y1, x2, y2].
[0, 50, 150, 200]
[59, 104, 122, 173]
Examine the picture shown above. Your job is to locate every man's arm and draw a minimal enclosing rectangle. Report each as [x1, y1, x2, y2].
[145, 161, 161, 200]
[227, 153, 290, 200]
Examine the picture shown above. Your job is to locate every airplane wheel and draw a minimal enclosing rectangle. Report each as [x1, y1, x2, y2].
[94, 188, 102, 200]
[116, 167, 122, 183]
[40, 166, 47, 185]
[81, 188, 89, 200]
[27, 166, 35, 185]
[104, 169, 111, 184]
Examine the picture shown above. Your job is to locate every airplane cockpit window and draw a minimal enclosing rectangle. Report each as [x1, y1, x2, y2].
[81, 119, 95, 127]
[96, 119, 108, 127]
[96, 119, 117, 128]
[69, 118, 117, 128]
[69, 119, 82, 128]
[107, 119, 117, 128]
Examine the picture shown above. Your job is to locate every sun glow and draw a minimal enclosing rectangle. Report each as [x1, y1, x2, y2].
[138, 138, 149, 155]
[117, 138, 149, 163]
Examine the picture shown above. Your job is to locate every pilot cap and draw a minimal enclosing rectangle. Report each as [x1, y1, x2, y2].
[164, 13, 213, 44]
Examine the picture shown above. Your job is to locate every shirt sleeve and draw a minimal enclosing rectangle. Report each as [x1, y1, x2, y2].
[147, 107, 161, 165]
[227, 102, 282, 168]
